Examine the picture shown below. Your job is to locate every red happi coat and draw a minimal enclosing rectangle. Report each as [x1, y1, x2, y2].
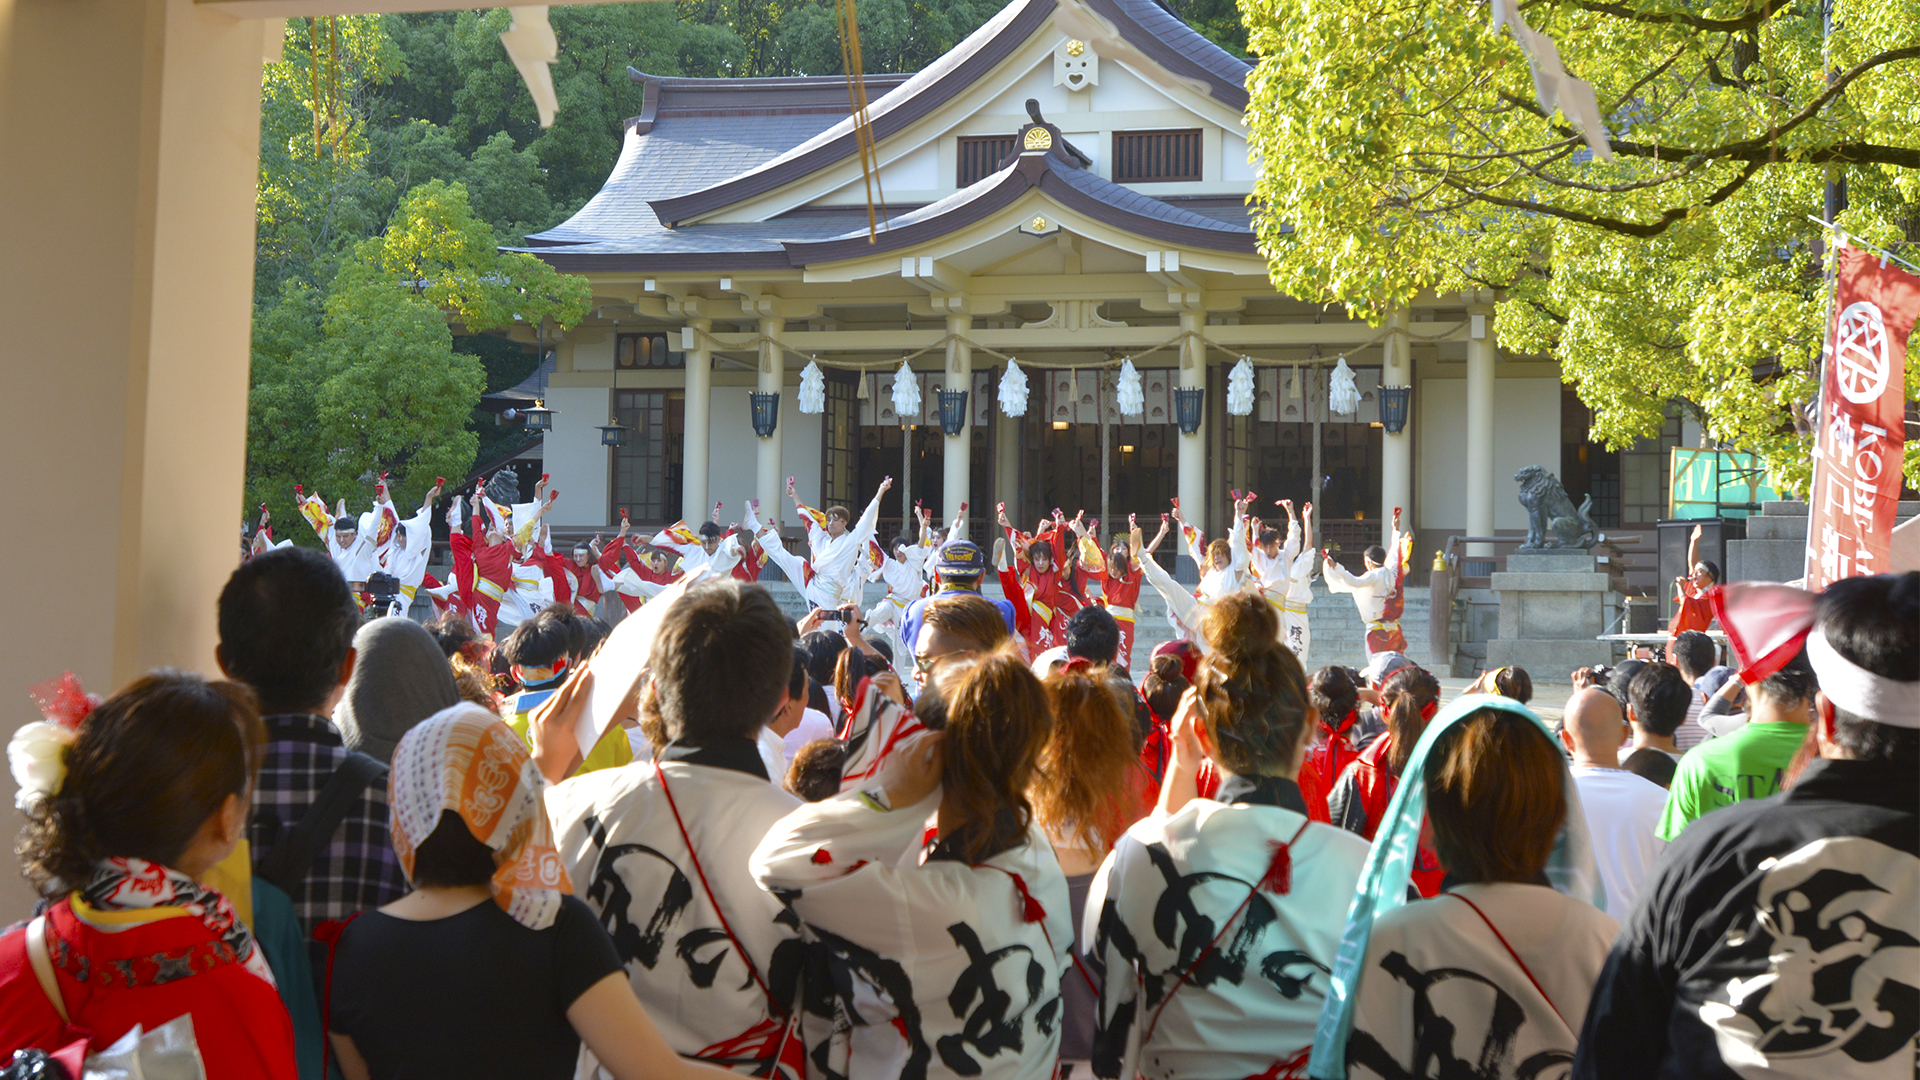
[1341, 737, 1445, 897]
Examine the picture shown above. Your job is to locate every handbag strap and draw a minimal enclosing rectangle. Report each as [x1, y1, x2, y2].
[258, 750, 388, 895]
[24, 914, 69, 1025]
[1446, 892, 1569, 1031]
[652, 757, 781, 1016]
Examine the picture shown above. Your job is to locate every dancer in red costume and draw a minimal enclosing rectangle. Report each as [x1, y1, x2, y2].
[1070, 514, 1149, 671]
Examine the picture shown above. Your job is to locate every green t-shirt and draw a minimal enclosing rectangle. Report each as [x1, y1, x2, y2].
[1656, 721, 1809, 840]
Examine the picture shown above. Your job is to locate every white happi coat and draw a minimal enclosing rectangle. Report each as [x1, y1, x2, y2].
[389, 504, 435, 602]
[798, 488, 887, 609]
[547, 747, 809, 1077]
[1184, 516, 1251, 604]
[1086, 792, 1369, 1080]
[1348, 882, 1617, 1080]
[752, 787, 1073, 1080]
[867, 544, 931, 630]
[1322, 525, 1403, 635]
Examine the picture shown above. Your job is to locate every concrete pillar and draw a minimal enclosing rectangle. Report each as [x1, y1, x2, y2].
[1466, 303, 1497, 557]
[1177, 309, 1207, 559]
[681, 318, 713, 521]
[0, 0, 267, 918]
[943, 313, 973, 524]
[1380, 306, 1412, 543]
[757, 317, 786, 514]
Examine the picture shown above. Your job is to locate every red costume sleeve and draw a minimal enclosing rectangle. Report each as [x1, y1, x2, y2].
[997, 566, 1033, 640]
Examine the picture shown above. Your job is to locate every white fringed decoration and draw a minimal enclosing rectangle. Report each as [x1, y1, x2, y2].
[1116, 359, 1144, 417]
[999, 359, 1029, 417]
[1329, 356, 1360, 416]
[892, 361, 922, 420]
[1227, 356, 1256, 416]
[797, 361, 826, 414]
[857, 372, 870, 399]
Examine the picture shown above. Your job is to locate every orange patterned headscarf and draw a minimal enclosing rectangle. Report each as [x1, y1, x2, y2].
[388, 704, 571, 930]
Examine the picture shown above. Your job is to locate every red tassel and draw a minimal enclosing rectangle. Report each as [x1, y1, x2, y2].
[811, 848, 833, 865]
[1008, 871, 1047, 923]
[1259, 840, 1293, 895]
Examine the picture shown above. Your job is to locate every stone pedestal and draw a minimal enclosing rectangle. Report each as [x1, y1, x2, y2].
[1486, 551, 1613, 677]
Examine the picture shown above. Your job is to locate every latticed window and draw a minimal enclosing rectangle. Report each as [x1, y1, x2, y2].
[617, 332, 682, 369]
[957, 135, 1017, 186]
[1112, 129, 1203, 183]
[823, 372, 859, 506]
[611, 390, 684, 523]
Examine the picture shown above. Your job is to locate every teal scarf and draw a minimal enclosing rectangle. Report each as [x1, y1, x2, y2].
[1307, 693, 1605, 1078]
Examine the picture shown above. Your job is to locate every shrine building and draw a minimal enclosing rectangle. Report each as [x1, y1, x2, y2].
[519, 0, 1684, 570]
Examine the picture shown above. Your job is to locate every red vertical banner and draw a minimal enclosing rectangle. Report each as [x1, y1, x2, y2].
[1805, 245, 1919, 588]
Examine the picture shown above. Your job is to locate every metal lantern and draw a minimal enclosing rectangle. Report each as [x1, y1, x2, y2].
[597, 423, 628, 447]
[1379, 385, 1413, 434]
[750, 392, 780, 438]
[938, 389, 970, 436]
[523, 400, 554, 432]
[1174, 387, 1205, 435]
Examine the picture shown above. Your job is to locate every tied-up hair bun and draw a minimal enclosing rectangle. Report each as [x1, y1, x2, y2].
[10, 672, 98, 810]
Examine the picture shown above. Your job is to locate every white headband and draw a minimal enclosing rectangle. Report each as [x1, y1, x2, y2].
[1807, 628, 1920, 729]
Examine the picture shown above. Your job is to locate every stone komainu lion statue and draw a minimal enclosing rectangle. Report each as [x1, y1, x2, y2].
[483, 468, 522, 507]
[1515, 466, 1599, 549]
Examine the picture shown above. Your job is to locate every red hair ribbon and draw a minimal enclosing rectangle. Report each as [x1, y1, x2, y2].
[28, 673, 97, 731]
[1062, 656, 1096, 673]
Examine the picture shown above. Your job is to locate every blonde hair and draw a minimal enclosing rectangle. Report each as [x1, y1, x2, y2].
[1035, 664, 1141, 855]
[920, 646, 1051, 862]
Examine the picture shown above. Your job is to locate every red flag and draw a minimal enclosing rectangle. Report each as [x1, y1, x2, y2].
[1806, 245, 1918, 589]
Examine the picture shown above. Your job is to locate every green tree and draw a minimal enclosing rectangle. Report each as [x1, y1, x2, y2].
[1241, 0, 1920, 492]
[246, 182, 589, 532]
[771, 0, 1004, 76]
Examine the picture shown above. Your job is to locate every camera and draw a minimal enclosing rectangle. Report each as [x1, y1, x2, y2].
[364, 572, 402, 620]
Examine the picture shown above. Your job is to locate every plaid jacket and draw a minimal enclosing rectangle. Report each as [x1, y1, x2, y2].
[248, 713, 410, 935]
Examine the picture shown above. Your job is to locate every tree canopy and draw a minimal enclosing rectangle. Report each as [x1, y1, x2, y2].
[247, 5, 1001, 537]
[1241, 0, 1919, 491]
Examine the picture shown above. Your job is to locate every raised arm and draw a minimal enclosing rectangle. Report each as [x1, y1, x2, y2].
[419, 478, 445, 519]
[1228, 493, 1252, 572]
[852, 475, 893, 544]
[1171, 502, 1205, 567]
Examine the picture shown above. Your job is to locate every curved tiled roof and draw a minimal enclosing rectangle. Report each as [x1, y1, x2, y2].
[1089, 0, 1250, 110]
[650, 0, 1059, 226]
[780, 147, 1255, 264]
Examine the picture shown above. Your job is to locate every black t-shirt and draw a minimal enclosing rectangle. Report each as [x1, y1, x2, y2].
[1622, 746, 1679, 789]
[329, 894, 623, 1080]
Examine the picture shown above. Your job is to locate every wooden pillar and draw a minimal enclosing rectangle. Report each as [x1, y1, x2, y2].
[681, 317, 713, 522]
[757, 316, 785, 515]
[1177, 309, 1206, 567]
[0, 0, 268, 917]
[1466, 302, 1497, 557]
[1380, 306, 1412, 543]
[943, 313, 972, 524]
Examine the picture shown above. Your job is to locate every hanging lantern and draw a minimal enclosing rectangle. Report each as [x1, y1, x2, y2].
[797, 361, 827, 414]
[938, 390, 970, 436]
[1174, 387, 1205, 434]
[749, 392, 780, 438]
[1380, 385, 1413, 434]
[523, 399, 554, 432]
[892, 361, 921, 421]
[998, 359, 1029, 417]
[1116, 359, 1144, 417]
[597, 423, 628, 447]
[1329, 357, 1360, 416]
[1226, 356, 1256, 416]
